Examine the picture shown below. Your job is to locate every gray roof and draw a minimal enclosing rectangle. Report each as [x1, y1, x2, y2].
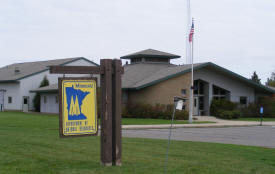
[30, 62, 275, 94]
[0, 57, 98, 82]
[30, 84, 58, 93]
[122, 63, 204, 89]
[120, 49, 181, 59]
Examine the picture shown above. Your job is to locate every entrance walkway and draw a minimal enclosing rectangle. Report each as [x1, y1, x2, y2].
[122, 116, 275, 129]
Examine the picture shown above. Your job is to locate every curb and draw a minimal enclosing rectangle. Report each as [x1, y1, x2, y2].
[121, 123, 273, 130]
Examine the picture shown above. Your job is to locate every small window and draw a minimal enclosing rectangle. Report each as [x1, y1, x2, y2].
[240, 97, 247, 105]
[44, 96, 47, 103]
[181, 89, 186, 95]
[55, 96, 58, 104]
[24, 98, 28, 104]
[8, 97, 12, 104]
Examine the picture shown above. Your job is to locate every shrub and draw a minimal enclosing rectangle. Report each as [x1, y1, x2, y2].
[174, 110, 189, 120]
[218, 110, 241, 119]
[210, 99, 239, 119]
[240, 96, 275, 118]
[210, 99, 237, 116]
[122, 103, 189, 120]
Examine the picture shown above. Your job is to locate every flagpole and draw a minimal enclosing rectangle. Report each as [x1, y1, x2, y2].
[186, 0, 191, 64]
[188, 18, 194, 124]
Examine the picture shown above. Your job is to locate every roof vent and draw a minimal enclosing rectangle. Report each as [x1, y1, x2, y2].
[14, 67, 20, 74]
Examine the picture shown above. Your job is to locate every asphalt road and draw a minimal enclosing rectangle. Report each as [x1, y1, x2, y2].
[122, 126, 275, 148]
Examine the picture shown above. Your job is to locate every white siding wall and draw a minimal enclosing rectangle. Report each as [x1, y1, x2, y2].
[194, 68, 255, 104]
[10, 58, 97, 111]
[40, 93, 59, 113]
[0, 83, 21, 110]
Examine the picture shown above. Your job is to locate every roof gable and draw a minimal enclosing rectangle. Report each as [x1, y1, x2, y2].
[120, 49, 181, 59]
[123, 62, 275, 94]
[0, 57, 98, 82]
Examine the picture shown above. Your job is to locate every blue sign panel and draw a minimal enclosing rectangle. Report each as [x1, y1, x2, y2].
[260, 107, 264, 114]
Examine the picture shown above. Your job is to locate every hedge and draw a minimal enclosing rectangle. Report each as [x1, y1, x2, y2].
[122, 103, 188, 120]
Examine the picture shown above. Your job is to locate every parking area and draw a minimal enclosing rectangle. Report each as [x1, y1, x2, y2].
[123, 126, 275, 148]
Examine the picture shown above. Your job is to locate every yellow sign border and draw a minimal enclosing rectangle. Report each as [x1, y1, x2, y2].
[59, 77, 98, 138]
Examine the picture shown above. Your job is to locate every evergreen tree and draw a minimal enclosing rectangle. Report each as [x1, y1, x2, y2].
[251, 71, 261, 84]
[266, 71, 275, 87]
[33, 75, 50, 112]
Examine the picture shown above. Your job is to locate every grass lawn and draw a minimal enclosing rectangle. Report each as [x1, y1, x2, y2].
[2, 112, 213, 125]
[236, 117, 275, 122]
[0, 111, 275, 174]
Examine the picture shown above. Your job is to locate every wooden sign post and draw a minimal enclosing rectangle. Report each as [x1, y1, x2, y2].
[50, 59, 123, 166]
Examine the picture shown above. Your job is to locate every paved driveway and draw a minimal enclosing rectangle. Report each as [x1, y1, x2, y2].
[122, 126, 275, 148]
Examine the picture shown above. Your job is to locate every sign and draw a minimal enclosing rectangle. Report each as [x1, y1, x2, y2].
[59, 78, 97, 137]
[51, 59, 123, 166]
[176, 100, 184, 110]
[260, 107, 264, 114]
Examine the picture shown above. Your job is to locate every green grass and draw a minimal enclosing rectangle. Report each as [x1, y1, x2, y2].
[236, 117, 275, 122]
[0, 111, 275, 174]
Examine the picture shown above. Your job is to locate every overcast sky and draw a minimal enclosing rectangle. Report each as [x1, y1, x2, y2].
[0, 0, 274, 83]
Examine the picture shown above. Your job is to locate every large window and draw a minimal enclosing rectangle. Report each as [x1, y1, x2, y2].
[212, 85, 230, 100]
[194, 80, 204, 95]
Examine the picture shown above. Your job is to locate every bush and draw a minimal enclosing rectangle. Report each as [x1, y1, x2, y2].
[122, 103, 189, 120]
[240, 96, 275, 118]
[210, 99, 238, 119]
[174, 110, 189, 120]
[218, 110, 241, 119]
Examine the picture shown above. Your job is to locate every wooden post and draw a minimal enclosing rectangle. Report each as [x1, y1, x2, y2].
[100, 59, 113, 166]
[112, 59, 122, 166]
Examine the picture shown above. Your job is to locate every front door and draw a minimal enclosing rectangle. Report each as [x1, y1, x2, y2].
[22, 96, 29, 112]
[193, 96, 199, 116]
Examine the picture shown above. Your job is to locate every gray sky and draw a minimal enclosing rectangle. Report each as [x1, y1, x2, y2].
[1, 0, 274, 83]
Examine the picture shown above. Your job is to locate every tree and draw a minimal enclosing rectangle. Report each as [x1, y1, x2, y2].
[266, 71, 275, 87]
[251, 71, 261, 84]
[33, 75, 50, 112]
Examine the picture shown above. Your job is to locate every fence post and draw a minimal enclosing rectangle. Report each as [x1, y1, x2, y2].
[112, 59, 122, 166]
[100, 59, 113, 166]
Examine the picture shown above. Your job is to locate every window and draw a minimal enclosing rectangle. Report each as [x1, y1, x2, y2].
[240, 97, 247, 105]
[181, 89, 186, 95]
[44, 96, 47, 103]
[24, 98, 28, 104]
[212, 85, 230, 100]
[8, 97, 12, 104]
[55, 96, 58, 104]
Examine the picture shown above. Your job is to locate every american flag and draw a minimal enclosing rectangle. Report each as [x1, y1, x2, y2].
[189, 20, 194, 42]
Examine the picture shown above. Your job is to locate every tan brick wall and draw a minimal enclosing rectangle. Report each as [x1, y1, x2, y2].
[128, 72, 191, 110]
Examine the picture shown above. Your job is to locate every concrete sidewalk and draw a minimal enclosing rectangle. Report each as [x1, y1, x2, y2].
[122, 116, 275, 129]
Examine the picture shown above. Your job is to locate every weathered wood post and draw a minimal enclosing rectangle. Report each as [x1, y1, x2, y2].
[100, 59, 113, 166]
[112, 59, 122, 166]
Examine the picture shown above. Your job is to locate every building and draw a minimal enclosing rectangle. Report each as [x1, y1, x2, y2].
[0, 57, 98, 112]
[31, 49, 275, 115]
[121, 49, 275, 115]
